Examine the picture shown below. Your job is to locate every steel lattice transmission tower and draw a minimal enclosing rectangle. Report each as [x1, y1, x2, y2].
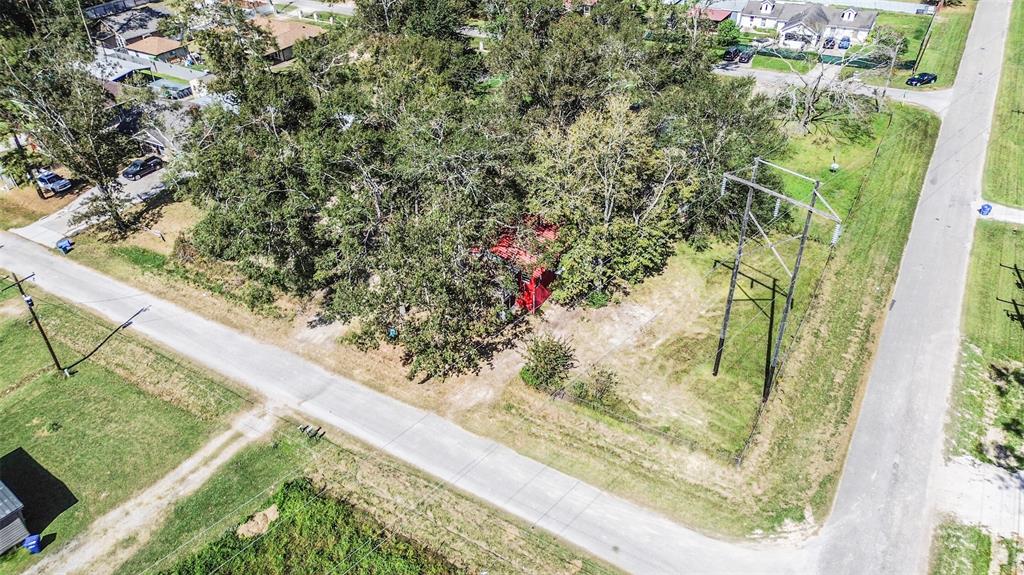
[712, 157, 843, 402]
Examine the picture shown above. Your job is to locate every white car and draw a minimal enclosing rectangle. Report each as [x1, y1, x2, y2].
[36, 170, 72, 194]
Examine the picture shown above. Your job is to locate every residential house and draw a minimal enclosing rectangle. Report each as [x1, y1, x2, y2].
[123, 36, 189, 62]
[92, 5, 172, 49]
[739, 0, 877, 49]
[252, 17, 326, 63]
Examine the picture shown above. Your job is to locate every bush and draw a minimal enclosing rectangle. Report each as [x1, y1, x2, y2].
[569, 366, 632, 417]
[241, 283, 276, 311]
[520, 335, 575, 393]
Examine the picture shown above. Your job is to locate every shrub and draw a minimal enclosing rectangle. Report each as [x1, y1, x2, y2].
[717, 19, 741, 47]
[241, 283, 276, 312]
[569, 366, 633, 418]
[520, 335, 575, 393]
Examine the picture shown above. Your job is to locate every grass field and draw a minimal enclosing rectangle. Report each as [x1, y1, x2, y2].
[751, 55, 815, 74]
[0, 284, 242, 574]
[948, 221, 1024, 469]
[866, 2, 976, 89]
[930, 521, 992, 575]
[161, 480, 459, 575]
[983, 0, 1024, 207]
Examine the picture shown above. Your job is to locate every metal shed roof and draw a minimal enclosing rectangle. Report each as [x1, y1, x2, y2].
[0, 481, 24, 519]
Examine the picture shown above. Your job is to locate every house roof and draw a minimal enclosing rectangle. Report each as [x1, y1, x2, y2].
[125, 35, 182, 56]
[0, 481, 23, 519]
[782, 4, 829, 34]
[97, 5, 172, 41]
[252, 17, 325, 53]
[85, 53, 149, 82]
[740, 1, 877, 31]
[690, 7, 734, 22]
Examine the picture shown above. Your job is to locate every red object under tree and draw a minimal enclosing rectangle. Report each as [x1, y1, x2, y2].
[486, 222, 558, 312]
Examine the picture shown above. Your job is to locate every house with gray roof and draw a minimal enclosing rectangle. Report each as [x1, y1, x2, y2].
[0, 481, 29, 555]
[739, 0, 878, 49]
[91, 4, 172, 49]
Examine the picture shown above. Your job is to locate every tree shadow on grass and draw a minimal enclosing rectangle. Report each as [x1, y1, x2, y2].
[0, 448, 77, 536]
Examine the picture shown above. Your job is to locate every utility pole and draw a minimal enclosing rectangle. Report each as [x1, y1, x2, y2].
[713, 159, 842, 402]
[2, 273, 64, 374]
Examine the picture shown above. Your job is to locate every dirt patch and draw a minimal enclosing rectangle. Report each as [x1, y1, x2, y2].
[236, 504, 279, 538]
[0, 298, 24, 317]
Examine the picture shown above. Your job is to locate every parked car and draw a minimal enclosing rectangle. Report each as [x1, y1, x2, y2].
[36, 170, 72, 194]
[838, 37, 851, 50]
[823, 37, 836, 49]
[722, 46, 742, 62]
[906, 72, 938, 86]
[122, 156, 162, 181]
[738, 50, 755, 63]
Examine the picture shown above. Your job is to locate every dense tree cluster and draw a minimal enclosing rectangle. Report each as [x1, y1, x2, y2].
[173, 0, 782, 378]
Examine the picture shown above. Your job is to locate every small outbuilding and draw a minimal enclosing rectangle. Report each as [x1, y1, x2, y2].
[0, 481, 29, 555]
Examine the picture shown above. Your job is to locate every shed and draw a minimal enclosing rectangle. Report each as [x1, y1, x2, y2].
[0, 481, 29, 555]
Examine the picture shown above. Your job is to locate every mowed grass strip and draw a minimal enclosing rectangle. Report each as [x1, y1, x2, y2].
[0, 290, 240, 574]
[983, 0, 1024, 206]
[930, 521, 992, 575]
[159, 480, 460, 575]
[948, 221, 1024, 466]
[753, 106, 941, 527]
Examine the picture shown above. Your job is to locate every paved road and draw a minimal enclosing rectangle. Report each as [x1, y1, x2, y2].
[0, 232, 806, 574]
[812, 0, 1014, 573]
[714, 63, 954, 117]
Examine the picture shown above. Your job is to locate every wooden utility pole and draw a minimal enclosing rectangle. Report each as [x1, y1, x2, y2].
[3, 273, 63, 373]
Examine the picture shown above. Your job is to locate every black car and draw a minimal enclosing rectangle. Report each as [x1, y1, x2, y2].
[738, 50, 754, 63]
[823, 37, 836, 49]
[723, 47, 741, 62]
[122, 157, 162, 181]
[906, 72, 938, 86]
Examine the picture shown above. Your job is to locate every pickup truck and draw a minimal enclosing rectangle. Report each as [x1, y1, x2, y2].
[36, 170, 72, 194]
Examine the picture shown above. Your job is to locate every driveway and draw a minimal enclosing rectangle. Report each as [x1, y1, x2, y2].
[714, 63, 955, 117]
[10, 170, 163, 247]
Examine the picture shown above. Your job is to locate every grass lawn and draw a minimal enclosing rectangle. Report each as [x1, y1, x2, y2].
[865, 3, 976, 89]
[0, 284, 243, 574]
[948, 221, 1024, 469]
[159, 481, 459, 575]
[751, 55, 815, 74]
[983, 0, 1024, 207]
[930, 521, 992, 575]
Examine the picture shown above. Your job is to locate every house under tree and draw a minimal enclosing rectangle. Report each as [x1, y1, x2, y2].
[738, 0, 877, 49]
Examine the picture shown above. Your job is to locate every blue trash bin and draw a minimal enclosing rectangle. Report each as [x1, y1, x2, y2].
[56, 238, 73, 254]
[979, 203, 993, 216]
[23, 534, 41, 554]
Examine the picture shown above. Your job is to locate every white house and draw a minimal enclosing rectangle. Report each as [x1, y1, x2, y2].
[739, 0, 878, 49]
